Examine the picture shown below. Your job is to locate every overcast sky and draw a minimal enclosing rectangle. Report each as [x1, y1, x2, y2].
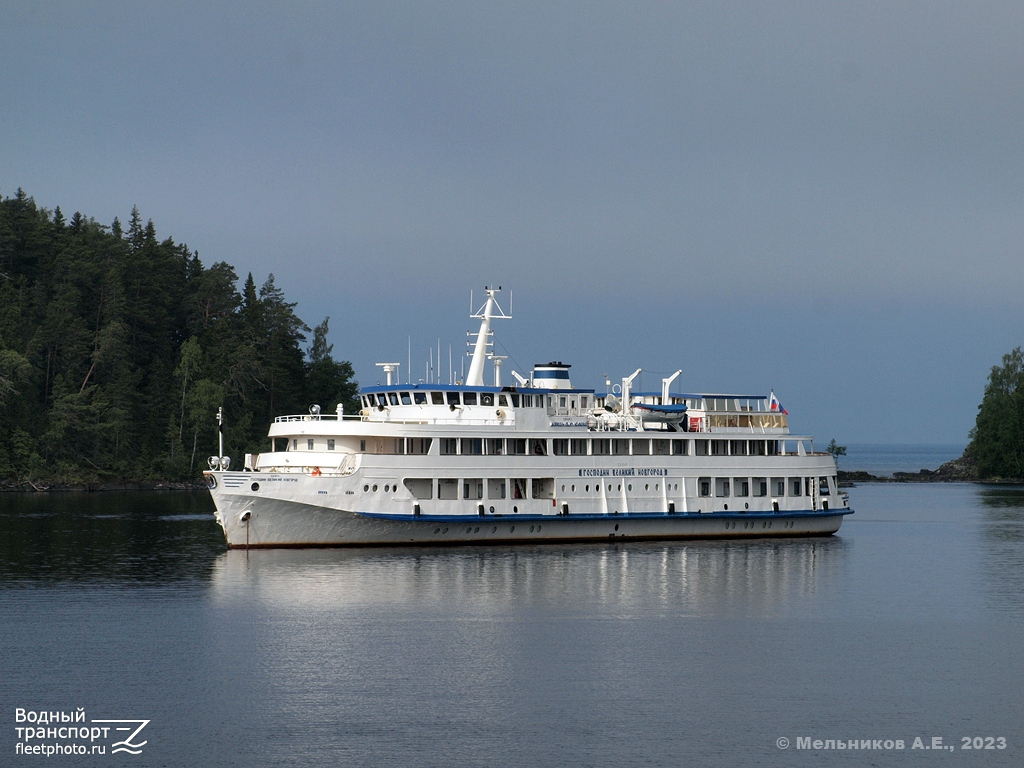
[4, 1, 1023, 445]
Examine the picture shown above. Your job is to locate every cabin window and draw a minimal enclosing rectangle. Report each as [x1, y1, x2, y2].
[819, 477, 832, 495]
[694, 440, 709, 456]
[711, 440, 728, 456]
[559, 396, 567, 409]
[552, 439, 569, 456]
[404, 478, 432, 499]
[488, 479, 506, 499]
[327, 439, 335, 451]
[768, 441, 780, 455]
[530, 439, 547, 456]
[407, 438, 432, 455]
[581, 396, 589, 409]
[400, 392, 412, 405]
[523, 395, 533, 407]
[498, 394, 509, 407]
[772, 477, 784, 496]
[463, 392, 478, 406]
[387, 392, 399, 406]
[613, 439, 630, 456]
[431, 391, 445, 405]
[753, 477, 767, 497]
[571, 439, 588, 456]
[291, 439, 298, 451]
[414, 392, 427, 405]
[510, 393, 520, 407]
[632, 439, 650, 456]
[461, 438, 482, 455]
[464, 479, 483, 500]
[481, 393, 494, 406]
[508, 439, 527, 455]
[671, 439, 688, 456]
[511, 478, 528, 500]
[359, 440, 366, 452]
[735, 478, 749, 497]
[531, 478, 554, 499]
[307, 439, 314, 450]
[438, 479, 458, 500]
[790, 478, 802, 496]
[699, 477, 711, 497]
[447, 392, 461, 406]
[440, 438, 458, 455]
[715, 478, 730, 497]
[730, 440, 747, 456]
[485, 438, 504, 455]
[652, 440, 669, 456]
[592, 439, 610, 455]
[392, 438, 405, 454]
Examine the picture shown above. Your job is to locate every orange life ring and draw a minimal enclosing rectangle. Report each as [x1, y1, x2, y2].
[311, 467, 322, 477]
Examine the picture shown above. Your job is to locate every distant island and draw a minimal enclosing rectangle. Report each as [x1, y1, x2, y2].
[0, 189, 358, 488]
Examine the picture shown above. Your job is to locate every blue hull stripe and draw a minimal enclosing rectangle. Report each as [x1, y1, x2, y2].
[356, 508, 854, 523]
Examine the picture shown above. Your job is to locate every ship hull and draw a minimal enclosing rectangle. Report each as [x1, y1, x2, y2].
[210, 482, 849, 548]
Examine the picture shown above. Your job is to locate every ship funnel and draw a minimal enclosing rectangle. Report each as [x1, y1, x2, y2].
[532, 362, 573, 390]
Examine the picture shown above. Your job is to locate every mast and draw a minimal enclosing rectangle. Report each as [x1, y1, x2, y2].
[465, 286, 509, 387]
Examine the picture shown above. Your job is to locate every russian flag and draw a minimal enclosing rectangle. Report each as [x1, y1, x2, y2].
[769, 390, 789, 415]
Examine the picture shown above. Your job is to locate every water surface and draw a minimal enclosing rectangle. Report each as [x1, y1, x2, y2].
[1, 485, 1022, 766]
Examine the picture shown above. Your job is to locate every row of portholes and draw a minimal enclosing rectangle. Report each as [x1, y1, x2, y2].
[565, 483, 683, 494]
[724, 520, 786, 530]
[363, 483, 396, 493]
[431, 524, 543, 535]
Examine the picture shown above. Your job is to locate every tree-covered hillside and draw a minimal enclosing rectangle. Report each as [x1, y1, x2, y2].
[0, 189, 357, 483]
[968, 347, 1024, 479]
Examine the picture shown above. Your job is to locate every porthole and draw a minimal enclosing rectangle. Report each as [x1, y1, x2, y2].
[434, 527, 440, 534]
[614, 523, 619, 531]
[530, 525, 535, 532]
[491, 526, 497, 532]
[585, 485, 590, 492]
[363, 484, 369, 492]
[489, 506, 495, 513]
[513, 506, 518, 513]
[745, 503, 749, 510]
[442, 527, 448, 533]
[537, 525, 541, 531]
[372, 484, 378, 492]
[383, 484, 388, 492]
[608, 485, 612, 492]
[655, 484, 659, 491]
[644, 484, 649, 491]
[571, 484, 576, 492]
[628, 484, 632, 491]
[474, 527, 479, 533]
[724, 504, 728, 510]
[561, 485, 566, 492]
[466, 527, 472, 533]
[251, 482, 260, 492]
[510, 525, 515, 532]
[617, 484, 621, 491]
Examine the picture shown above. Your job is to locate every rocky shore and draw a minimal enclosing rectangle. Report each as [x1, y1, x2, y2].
[838, 453, 998, 484]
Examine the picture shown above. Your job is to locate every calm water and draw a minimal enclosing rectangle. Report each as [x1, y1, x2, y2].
[842, 443, 967, 476]
[2, 483, 1023, 767]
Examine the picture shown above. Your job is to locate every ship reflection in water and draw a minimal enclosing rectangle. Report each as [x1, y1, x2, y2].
[210, 537, 850, 618]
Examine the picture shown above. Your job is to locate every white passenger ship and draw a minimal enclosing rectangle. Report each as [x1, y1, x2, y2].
[205, 288, 851, 547]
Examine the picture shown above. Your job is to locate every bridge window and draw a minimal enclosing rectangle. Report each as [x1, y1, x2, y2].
[413, 392, 427, 405]
[652, 440, 669, 456]
[461, 438, 482, 455]
[612, 439, 630, 456]
[695, 440, 709, 456]
[387, 392, 399, 406]
[447, 392, 461, 406]
[481, 393, 494, 406]
[571, 439, 588, 456]
[508, 439, 527, 455]
[632, 439, 650, 455]
[485, 438, 504, 455]
[530, 439, 547, 456]
[431, 391, 445, 405]
[407, 438, 432, 455]
[400, 392, 411, 405]
[463, 392, 478, 406]
[552, 439, 569, 456]
[440, 438, 458, 455]
[592, 439, 610, 455]
[672, 440, 688, 456]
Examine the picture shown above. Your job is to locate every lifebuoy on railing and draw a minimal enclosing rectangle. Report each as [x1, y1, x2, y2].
[311, 467, 322, 477]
